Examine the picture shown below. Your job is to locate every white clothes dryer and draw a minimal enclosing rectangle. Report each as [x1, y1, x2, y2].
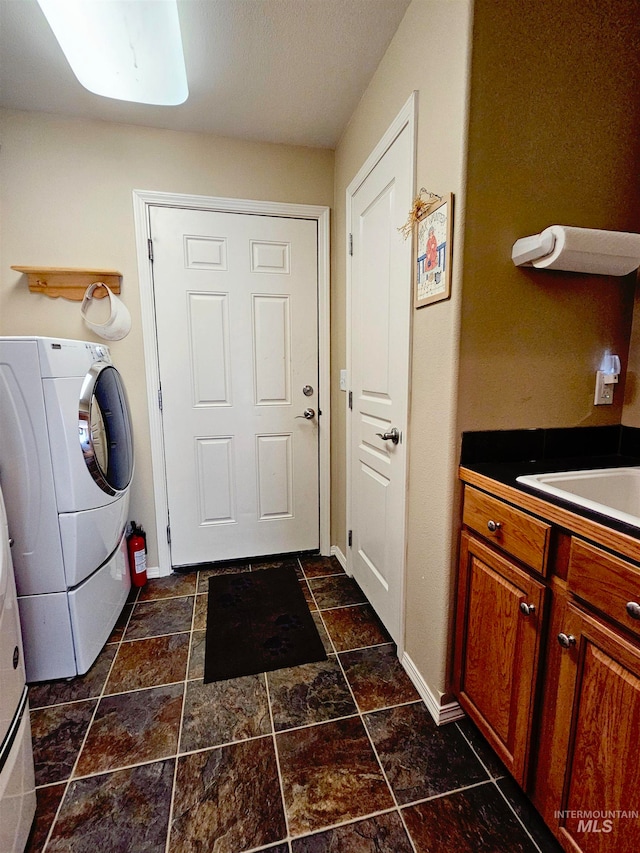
[0, 337, 133, 681]
[0, 482, 36, 852]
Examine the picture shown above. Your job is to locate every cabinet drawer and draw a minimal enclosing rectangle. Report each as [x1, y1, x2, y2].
[463, 486, 551, 574]
[567, 538, 640, 639]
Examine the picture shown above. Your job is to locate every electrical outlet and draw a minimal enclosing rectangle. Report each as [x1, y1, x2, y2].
[594, 371, 614, 405]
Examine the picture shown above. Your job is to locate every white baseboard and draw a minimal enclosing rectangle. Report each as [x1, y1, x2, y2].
[331, 544, 347, 570]
[145, 564, 170, 579]
[401, 652, 464, 726]
[329, 546, 461, 725]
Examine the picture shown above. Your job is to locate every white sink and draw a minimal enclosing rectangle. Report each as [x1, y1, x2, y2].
[516, 467, 640, 529]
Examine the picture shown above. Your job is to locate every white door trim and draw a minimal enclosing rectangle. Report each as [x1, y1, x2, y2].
[133, 190, 331, 575]
[345, 91, 417, 655]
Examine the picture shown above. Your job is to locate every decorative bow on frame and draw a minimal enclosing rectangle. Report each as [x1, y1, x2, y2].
[398, 188, 443, 240]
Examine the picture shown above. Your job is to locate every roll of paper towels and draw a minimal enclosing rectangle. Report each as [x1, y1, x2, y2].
[531, 225, 640, 275]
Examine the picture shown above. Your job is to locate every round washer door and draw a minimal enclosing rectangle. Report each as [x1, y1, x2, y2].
[79, 362, 133, 496]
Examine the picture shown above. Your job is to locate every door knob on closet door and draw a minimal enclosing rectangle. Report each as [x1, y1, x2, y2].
[296, 408, 315, 420]
[375, 427, 400, 445]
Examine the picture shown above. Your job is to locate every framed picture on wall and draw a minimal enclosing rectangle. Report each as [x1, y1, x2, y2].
[414, 193, 453, 308]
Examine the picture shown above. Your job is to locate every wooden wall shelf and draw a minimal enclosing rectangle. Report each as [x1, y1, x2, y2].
[11, 266, 122, 301]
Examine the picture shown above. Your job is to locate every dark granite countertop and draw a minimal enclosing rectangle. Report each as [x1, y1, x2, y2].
[459, 426, 640, 542]
[462, 453, 640, 488]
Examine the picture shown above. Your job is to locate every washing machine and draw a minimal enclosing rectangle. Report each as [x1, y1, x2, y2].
[0, 336, 133, 682]
[0, 482, 36, 852]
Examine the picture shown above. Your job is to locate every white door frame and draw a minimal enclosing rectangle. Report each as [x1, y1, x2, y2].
[133, 190, 331, 575]
[345, 92, 417, 654]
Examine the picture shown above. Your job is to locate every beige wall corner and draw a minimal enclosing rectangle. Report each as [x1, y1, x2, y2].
[334, 0, 473, 702]
[0, 109, 334, 568]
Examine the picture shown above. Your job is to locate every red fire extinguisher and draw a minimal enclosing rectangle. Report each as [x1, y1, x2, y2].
[127, 521, 147, 587]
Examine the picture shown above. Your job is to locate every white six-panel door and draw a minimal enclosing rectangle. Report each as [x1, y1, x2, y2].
[348, 100, 414, 645]
[150, 206, 319, 566]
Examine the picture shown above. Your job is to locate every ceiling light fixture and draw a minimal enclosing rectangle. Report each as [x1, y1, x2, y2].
[36, 0, 189, 106]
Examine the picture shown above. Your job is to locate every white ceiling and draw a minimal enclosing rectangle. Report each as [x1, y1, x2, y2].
[0, 0, 411, 149]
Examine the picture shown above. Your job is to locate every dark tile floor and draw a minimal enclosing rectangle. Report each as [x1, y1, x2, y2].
[25, 555, 562, 852]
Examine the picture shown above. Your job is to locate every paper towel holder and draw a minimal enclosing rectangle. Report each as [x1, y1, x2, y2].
[511, 225, 640, 276]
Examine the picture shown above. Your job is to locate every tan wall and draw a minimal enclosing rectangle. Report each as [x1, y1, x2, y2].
[624, 286, 640, 426]
[333, 0, 473, 703]
[458, 0, 640, 436]
[0, 109, 334, 568]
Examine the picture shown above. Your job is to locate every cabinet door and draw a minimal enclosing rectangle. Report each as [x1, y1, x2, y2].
[453, 532, 546, 785]
[552, 603, 640, 853]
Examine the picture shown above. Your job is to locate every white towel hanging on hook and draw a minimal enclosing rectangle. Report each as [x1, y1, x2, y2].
[81, 282, 131, 340]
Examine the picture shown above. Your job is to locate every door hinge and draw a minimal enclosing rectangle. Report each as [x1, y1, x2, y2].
[349, 233, 353, 256]
[348, 390, 353, 410]
[157, 388, 163, 411]
[166, 524, 171, 545]
[348, 529, 352, 547]
[148, 238, 154, 261]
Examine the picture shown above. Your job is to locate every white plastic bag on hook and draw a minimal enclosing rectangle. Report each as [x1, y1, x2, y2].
[81, 282, 131, 341]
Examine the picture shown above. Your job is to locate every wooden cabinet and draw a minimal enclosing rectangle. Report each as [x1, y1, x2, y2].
[532, 540, 640, 853]
[453, 519, 546, 785]
[455, 479, 640, 853]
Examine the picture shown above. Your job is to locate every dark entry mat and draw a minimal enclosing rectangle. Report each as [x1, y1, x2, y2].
[204, 565, 327, 683]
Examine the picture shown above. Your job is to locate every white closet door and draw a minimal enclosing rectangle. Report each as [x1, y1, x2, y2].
[349, 118, 413, 643]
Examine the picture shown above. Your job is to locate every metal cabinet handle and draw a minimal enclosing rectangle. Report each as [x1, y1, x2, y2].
[519, 602, 536, 617]
[626, 601, 640, 620]
[487, 520, 502, 532]
[375, 428, 400, 445]
[296, 408, 315, 420]
[558, 633, 577, 649]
